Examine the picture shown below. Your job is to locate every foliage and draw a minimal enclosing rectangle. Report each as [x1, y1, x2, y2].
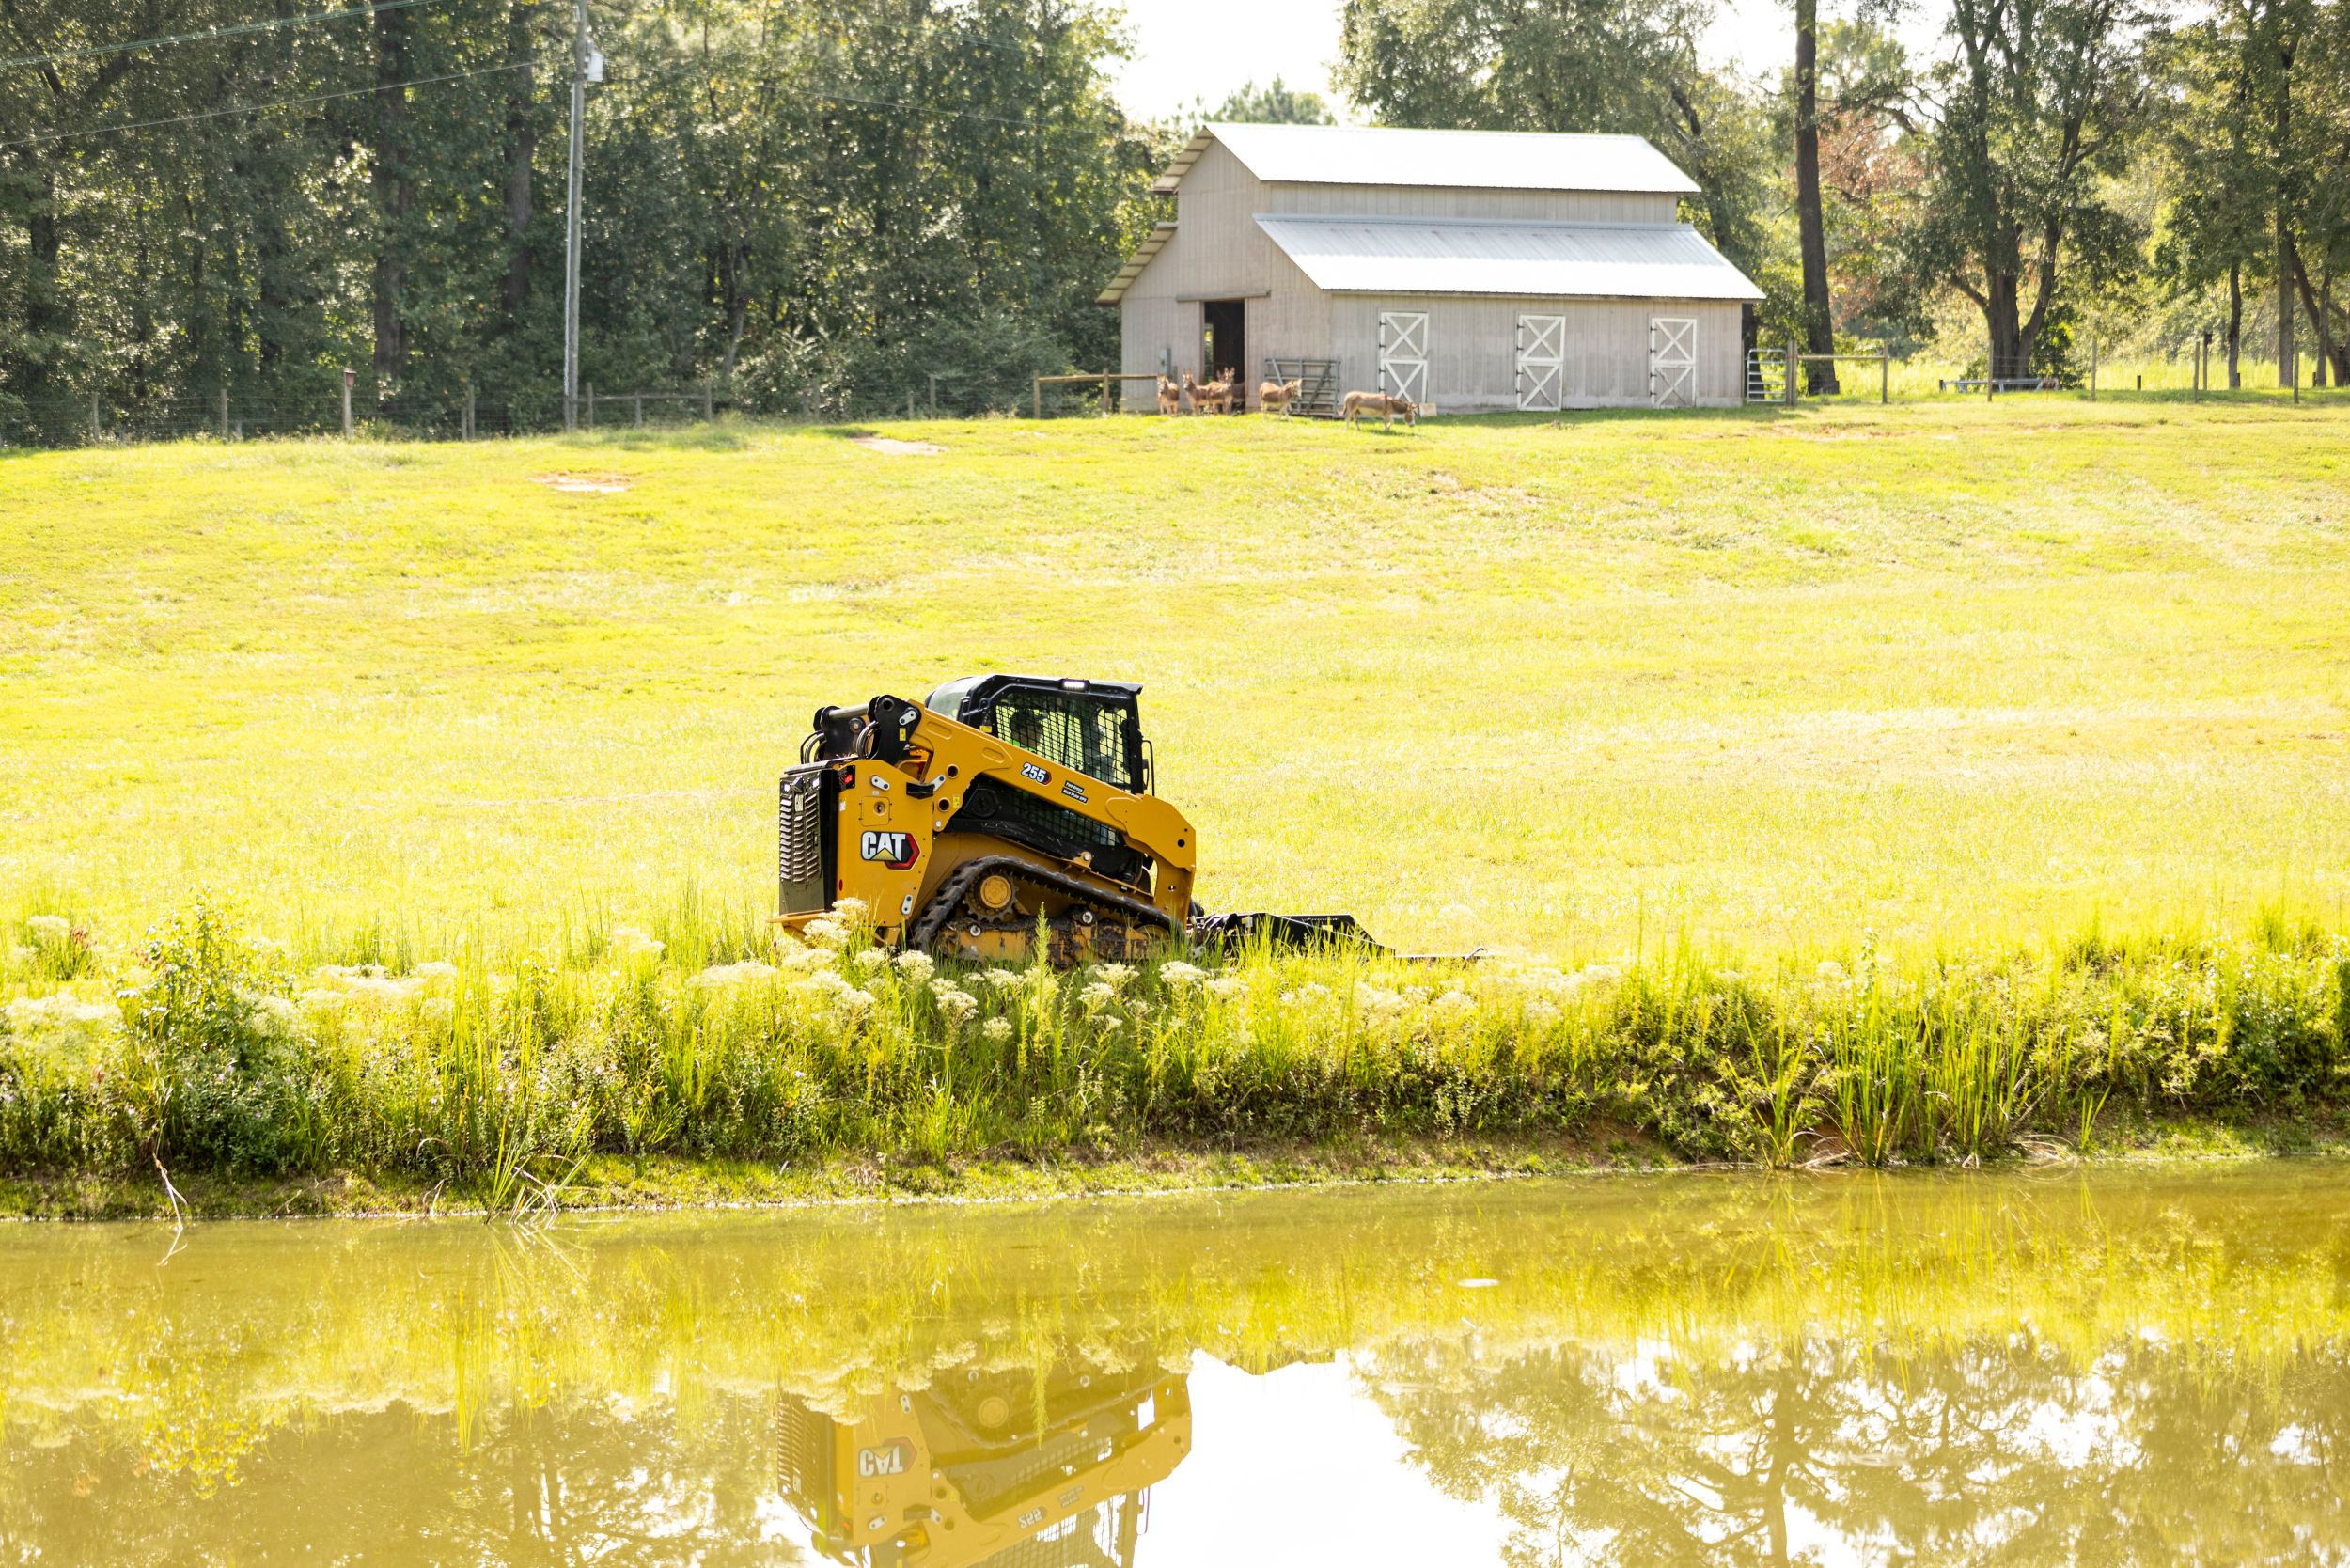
[1210, 76, 1336, 126]
[0, 0, 1151, 434]
[2, 899, 2345, 1181]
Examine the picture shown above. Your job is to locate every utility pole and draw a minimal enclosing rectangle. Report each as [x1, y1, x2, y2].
[563, 0, 599, 432]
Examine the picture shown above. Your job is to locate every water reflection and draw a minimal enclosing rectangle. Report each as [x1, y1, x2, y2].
[2, 1166, 2346, 1564]
[775, 1356, 1189, 1568]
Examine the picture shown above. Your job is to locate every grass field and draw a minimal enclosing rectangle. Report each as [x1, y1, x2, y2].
[3, 397, 2347, 1196]
[4, 397, 2345, 959]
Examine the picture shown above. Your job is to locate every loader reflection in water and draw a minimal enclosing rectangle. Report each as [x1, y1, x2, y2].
[774, 1356, 1190, 1568]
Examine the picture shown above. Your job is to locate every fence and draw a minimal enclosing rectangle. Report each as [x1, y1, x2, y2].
[1, 380, 733, 449]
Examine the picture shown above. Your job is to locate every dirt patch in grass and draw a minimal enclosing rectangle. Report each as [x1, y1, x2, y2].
[529, 470, 635, 494]
[851, 433, 944, 455]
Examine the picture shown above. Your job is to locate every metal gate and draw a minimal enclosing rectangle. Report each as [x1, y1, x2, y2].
[1378, 311, 1428, 404]
[1515, 314, 1564, 411]
[1649, 317, 1697, 408]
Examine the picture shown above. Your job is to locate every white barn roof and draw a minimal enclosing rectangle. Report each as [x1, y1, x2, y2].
[1253, 215, 1764, 303]
[1153, 124, 1701, 196]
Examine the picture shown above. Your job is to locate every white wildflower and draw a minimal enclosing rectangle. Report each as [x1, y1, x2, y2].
[1579, 964, 1622, 986]
[694, 960, 776, 988]
[27, 916, 70, 942]
[345, 974, 423, 1005]
[1157, 961, 1207, 986]
[778, 943, 839, 974]
[1523, 998, 1560, 1029]
[931, 984, 979, 1023]
[834, 986, 876, 1015]
[1205, 976, 1248, 1000]
[1355, 981, 1406, 1016]
[981, 1017, 1014, 1043]
[296, 988, 346, 1013]
[413, 960, 458, 981]
[1079, 980, 1118, 1011]
[834, 897, 871, 925]
[1129, 997, 1152, 1017]
[1402, 984, 1432, 1005]
[1098, 1015, 1124, 1033]
[895, 950, 935, 982]
[1433, 990, 1476, 1014]
[419, 996, 455, 1025]
[792, 967, 852, 999]
[1715, 970, 1743, 987]
[981, 969, 1026, 993]
[1816, 960, 1848, 984]
[803, 918, 848, 949]
[4, 994, 118, 1031]
[853, 949, 891, 974]
[1280, 982, 1332, 1008]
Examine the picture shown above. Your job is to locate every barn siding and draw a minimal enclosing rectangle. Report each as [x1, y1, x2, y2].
[1329, 295, 1744, 412]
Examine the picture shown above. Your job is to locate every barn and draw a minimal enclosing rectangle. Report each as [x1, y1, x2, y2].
[1098, 123, 1764, 414]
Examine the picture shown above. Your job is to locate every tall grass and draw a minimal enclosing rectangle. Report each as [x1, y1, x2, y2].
[4, 896, 2342, 1184]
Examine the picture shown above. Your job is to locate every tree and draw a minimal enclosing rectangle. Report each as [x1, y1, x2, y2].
[1213, 76, 1335, 125]
[1893, 0, 2154, 381]
[1794, 0, 1839, 389]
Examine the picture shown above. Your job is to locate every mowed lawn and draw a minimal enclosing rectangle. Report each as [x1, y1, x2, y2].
[2, 399, 2344, 962]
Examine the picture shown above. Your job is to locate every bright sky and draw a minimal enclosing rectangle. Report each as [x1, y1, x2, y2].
[1108, 0, 1946, 122]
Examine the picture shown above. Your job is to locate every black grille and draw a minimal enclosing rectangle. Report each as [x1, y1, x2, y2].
[778, 766, 837, 915]
[947, 776, 1149, 889]
[773, 1397, 838, 1529]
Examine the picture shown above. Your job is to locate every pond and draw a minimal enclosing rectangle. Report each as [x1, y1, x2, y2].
[4, 1164, 2346, 1564]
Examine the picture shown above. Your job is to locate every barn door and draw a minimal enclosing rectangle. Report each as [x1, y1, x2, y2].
[1649, 317, 1697, 408]
[1515, 314, 1564, 411]
[1378, 310, 1429, 404]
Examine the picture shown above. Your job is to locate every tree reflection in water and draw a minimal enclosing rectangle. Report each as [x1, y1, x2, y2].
[1, 1166, 2345, 1565]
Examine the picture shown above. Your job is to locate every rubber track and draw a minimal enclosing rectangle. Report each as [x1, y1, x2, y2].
[906, 855, 1179, 955]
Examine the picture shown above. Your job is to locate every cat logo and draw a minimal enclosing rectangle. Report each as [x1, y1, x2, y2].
[859, 830, 920, 870]
[856, 1438, 914, 1480]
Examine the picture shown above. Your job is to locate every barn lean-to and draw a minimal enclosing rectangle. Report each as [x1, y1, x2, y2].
[1099, 123, 1765, 414]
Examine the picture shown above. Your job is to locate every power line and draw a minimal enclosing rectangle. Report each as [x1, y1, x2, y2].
[0, 0, 446, 72]
[0, 61, 508, 149]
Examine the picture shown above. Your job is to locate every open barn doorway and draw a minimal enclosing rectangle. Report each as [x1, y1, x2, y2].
[1202, 300, 1246, 406]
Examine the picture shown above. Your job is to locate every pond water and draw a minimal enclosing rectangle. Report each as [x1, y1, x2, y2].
[4, 1164, 2346, 1565]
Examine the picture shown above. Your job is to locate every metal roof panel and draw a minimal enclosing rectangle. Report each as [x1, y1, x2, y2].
[1199, 124, 1701, 196]
[1252, 214, 1764, 303]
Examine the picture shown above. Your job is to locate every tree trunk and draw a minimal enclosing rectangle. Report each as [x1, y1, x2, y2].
[502, 0, 537, 320]
[372, 1, 413, 381]
[2292, 252, 2341, 387]
[2226, 262, 2241, 388]
[1794, 0, 1839, 393]
[22, 166, 63, 400]
[2274, 39, 2294, 389]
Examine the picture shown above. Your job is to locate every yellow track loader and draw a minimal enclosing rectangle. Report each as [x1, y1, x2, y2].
[773, 1355, 1191, 1568]
[777, 675, 1377, 964]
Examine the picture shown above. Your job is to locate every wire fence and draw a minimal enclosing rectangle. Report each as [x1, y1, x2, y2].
[6, 345, 2342, 447]
[0, 381, 734, 448]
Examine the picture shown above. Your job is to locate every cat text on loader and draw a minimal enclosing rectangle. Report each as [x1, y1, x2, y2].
[776, 674, 1378, 964]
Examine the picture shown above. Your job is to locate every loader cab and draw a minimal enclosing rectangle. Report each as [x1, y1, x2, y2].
[928, 674, 1152, 795]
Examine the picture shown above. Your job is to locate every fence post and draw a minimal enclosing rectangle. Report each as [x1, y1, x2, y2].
[1033, 376, 1042, 420]
[464, 384, 476, 440]
[89, 389, 102, 441]
[1879, 346, 1888, 405]
[2089, 338, 2097, 401]
[703, 382, 713, 421]
[586, 384, 595, 430]
[218, 387, 229, 439]
[341, 368, 355, 437]
[634, 393, 644, 428]
[1101, 369, 1112, 416]
[907, 388, 916, 420]
[928, 373, 939, 419]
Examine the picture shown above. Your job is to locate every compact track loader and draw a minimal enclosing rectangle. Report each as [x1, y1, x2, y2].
[777, 674, 1377, 964]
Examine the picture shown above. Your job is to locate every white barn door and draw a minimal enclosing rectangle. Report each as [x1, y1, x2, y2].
[1649, 316, 1697, 408]
[1378, 310, 1428, 403]
[1515, 314, 1564, 411]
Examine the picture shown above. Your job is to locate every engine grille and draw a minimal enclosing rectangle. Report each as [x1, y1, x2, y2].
[777, 766, 837, 915]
